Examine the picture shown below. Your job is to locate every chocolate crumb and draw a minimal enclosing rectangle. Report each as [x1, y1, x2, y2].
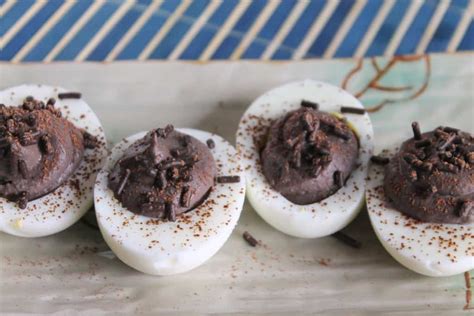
[243, 231, 258, 247]
[82, 131, 98, 149]
[206, 139, 215, 149]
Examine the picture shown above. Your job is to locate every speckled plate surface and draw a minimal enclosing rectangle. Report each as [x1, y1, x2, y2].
[0, 54, 473, 315]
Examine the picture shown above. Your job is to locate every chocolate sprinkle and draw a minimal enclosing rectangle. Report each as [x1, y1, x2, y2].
[216, 175, 240, 183]
[415, 139, 431, 148]
[206, 138, 215, 149]
[438, 134, 456, 151]
[166, 203, 176, 222]
[333, 170, 344, 187]
[457, 200, 472, 217]
[370, 155, 390, 165]
[243, 231, 258, 247]
[301, 100, 319, 110]
[443, 126, 459, 134]
[18, 160, 28, 178]
[411, 122, 422, 140]
[17, 191, 28, 209]
[331, 231, 361, 249]
[340, 106, 366, 115]
[117, 169, 131, 195]
[180, 186, 193, 208]
[57, 92, 82, 99]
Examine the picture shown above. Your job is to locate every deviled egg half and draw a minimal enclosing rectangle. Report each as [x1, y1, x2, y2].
[236, 80, 374, 238]
[0, 84, 107, 237]
[367, 123, 473, 276]
[94, 126, 245, 275]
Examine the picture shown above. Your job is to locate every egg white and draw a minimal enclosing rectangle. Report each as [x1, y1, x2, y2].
[367, 146, 474, 277]
[236, 80, 374, 238]
[0, 84, 107, 237]
[94, 128, 245, 275]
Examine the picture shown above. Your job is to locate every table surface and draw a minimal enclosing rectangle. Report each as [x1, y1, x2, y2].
[0, 53, 473, 315]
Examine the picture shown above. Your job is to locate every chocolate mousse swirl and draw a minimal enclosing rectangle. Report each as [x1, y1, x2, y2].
[108, 126, 217, 220]
[0, 97, 86, 208]
[261, 106, 359, 205]
[384, 125, 474, 224]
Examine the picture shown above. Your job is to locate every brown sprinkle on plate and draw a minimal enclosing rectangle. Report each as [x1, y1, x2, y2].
[340, 106, 366, 115]
[57, 92, 82, 99]
[370, 155, 390, 165]
[301, 100, 319, 110]
[243, 231, 258, 247]
[216, 175, 240, 183]
[331, 231, 362, 249]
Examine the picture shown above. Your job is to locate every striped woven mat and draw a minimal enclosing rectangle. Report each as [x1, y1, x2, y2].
[1, 0, 473, 62]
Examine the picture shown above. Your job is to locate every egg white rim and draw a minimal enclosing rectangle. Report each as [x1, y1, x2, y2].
[236, 80, 374, 238]
[0, 84, 107, 238]
[94, 128, 246, 275]
[366, 146, 474, 277]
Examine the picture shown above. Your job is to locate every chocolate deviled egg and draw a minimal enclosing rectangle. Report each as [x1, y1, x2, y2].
[94, 126, 245, 275]
[0, 84, 107, 237]
[367, 123, 473, 276]
[236, 80, 374, 238]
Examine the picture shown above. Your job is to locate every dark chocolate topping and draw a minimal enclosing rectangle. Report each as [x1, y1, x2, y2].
[261, 107, 359, 205]
[0, 97, 85, 207]
[384, 125, 474, 224]
[108, 126, 217, 220]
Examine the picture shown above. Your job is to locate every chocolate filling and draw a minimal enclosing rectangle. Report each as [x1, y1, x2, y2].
[0, 97, 86, 208]
[108, 126, 217, 220]
[260, 107, 359, 205]
[384, 125, 473, 224]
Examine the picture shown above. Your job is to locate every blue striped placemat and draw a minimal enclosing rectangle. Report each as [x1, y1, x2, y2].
[1, 0, 473, 62]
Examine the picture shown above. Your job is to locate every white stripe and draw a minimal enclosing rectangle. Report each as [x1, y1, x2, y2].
[169, 0, 221, 60]
[447, 0, 474, 52]
[230, 0, 280, 60]
[261, 0, 308, 60]
[1, 0, 46, 48]
[75, 0, 135, 62]
[44, 0, 105, 63]
[292, 0, 339, 60]
[0, 0, 17, 16]
[105, 0, 163, 62]
[199, 0, 252, 61]
[11, 1, 76, 63]
[384, 0, 423, 57]
[138, 0, 192, 61]
[323, 0, 367, 58]
[354, 0, 395, 58]
[416, 0, 450, 54]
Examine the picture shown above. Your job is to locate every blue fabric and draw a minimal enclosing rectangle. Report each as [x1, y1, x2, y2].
[1, 0, 472, 62]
